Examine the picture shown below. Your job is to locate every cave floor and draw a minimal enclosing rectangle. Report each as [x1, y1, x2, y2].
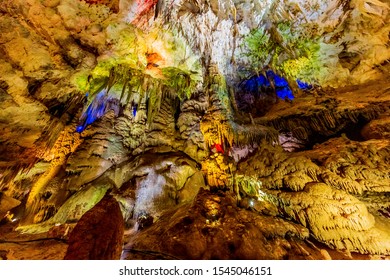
[1, 198, 389, 260]
[0, 223, 67, 260]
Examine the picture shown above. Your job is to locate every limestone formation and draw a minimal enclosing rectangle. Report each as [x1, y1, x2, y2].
[0, 0, 389, 260]
[123, 188, 325, 260]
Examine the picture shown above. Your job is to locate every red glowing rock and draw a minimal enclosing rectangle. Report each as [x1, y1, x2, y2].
[131, 0, 158, 26]
[210, 143, 224, 153]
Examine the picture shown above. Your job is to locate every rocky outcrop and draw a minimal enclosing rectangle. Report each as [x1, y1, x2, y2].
[361, 115, 390, 140]
[64, 193, 124, 260]
[123, 188, 329, 260]
[237, 135, 390, 255]
[111, 152, 206, 224]
[16, 183, 110, 234]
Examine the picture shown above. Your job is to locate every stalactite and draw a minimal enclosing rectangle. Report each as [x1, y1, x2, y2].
[254, 100, 389, 144]
[115, 102, 148, 151]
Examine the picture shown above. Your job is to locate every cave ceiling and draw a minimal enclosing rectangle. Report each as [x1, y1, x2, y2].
[0, 0, 389, 260]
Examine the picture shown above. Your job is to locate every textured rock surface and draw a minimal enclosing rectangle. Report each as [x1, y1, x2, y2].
[0, 224, 67, 260]
[64, 193, 124, 260]
[238, 136, 390, 254]
[123, 188, 325, 260]
[361, 115, 390, 140]
[0, 239, 67, 260]
[16, 183, 110, 234]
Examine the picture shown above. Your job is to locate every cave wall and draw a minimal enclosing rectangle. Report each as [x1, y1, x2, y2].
[0, 0, 389, 260]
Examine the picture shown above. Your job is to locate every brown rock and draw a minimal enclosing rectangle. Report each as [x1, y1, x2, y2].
[64, 193, 124, 260]
[123, 189, 324, 260]
[361, 116, 390, 140]
[0, 193, 21, 219]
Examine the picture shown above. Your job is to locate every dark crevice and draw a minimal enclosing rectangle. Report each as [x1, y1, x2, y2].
[28, 79, 42, 96]
[73, 38, 99, 56]
[266, 104, 388, 151]
[304, 118, 369, 150]
[340, 117, 368, 141]
[0, 237, 68, 244]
